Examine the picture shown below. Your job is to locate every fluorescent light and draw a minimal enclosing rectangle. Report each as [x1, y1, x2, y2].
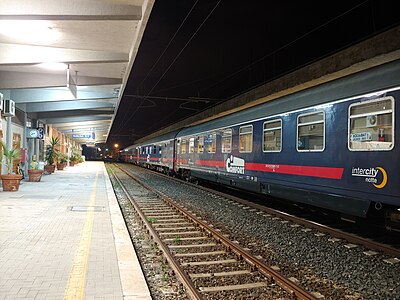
[38, 63, 68, 70]
[0, 20, 60, 44]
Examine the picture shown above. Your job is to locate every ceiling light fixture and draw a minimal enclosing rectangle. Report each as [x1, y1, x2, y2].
[38, 62, 68, 70]
[0, 20, 60, 44]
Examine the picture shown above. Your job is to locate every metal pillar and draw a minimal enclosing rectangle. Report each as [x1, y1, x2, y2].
[22, 112, 28, 176]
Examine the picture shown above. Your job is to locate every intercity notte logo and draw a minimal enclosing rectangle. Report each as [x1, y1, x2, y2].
[351, 166, 387, 189]
[226, 155, 245, 174]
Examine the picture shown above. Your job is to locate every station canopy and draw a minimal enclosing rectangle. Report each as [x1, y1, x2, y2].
[0, 0, 154, 144]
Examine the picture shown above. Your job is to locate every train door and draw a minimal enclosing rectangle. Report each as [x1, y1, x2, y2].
[174, 138, 180, 172]
[188, 137, 195, 165]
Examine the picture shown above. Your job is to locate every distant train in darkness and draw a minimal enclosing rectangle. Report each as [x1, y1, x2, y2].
[120, 61, 400, 230]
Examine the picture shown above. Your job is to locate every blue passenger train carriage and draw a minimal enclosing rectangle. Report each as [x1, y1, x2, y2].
[127, 60, 400, 230]
[174, 61, 400, 228]
[132, 130, 178, 174]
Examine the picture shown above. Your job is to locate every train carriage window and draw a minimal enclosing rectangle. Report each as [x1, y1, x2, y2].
[263, 120, 282, 152]
[348, 97, 394, 151]
[239, 125, 253, 153]
[197, 136, 204, 153]
[297, 111, 325, 152]
[221, 129, 232, 153]
[181, 139, 187, 154]
[189, 138, 195, 153]
[205, 133, 216, 153]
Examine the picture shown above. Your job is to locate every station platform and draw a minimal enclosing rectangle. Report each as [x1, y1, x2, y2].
[0, 161, 151, 300]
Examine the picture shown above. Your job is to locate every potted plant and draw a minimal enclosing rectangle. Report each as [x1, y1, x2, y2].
[28, 159, 43, 182]
[56, 153, 67, 170]
[0, 141, 23, 191]
[69, 153, 77, 166]
[73, 153, 83, 164]
[45, 137, 59, 174]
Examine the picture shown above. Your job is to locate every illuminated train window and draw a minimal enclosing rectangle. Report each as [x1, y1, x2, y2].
[197, 136, 204, 153]
[297, 111, 325, 152]
[263, 119, 282, 152]
[189, 137, 195, 153]
[348, 97, 394, 151]
[221, 129, 232, 153]
[181, 139, 187, 154]
[239, 125, 253, 153]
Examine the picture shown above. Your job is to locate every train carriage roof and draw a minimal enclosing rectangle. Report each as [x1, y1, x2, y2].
[129, 129, 180, 148]
[176, 60, 400, 138]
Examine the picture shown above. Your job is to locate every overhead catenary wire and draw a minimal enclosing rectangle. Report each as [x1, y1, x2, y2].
[200, 0, 370, 95]
[115, 0, 222, 135]
[114, 0, 374, 144]
[113, 0, 199, 135]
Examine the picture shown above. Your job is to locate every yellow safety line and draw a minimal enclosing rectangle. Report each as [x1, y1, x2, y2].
[64, 172, 99, 300]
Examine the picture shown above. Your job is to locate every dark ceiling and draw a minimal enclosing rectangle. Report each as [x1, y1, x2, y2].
[109, 0, 400, 148]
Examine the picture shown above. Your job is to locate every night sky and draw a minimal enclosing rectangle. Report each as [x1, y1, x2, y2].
[109, 0, 400, 148]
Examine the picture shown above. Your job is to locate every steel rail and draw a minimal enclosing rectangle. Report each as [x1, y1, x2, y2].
[108, 166, 204, 300]
[115, 164, 317, 300]
[200, 186, 400, 258]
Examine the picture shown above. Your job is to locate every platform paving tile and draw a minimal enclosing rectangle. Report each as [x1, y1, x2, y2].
[0, 161, 150, 299]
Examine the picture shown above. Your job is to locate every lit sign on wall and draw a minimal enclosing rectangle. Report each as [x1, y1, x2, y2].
[72, 134, 91, 139]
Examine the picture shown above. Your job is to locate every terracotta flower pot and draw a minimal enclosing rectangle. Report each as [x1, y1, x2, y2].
[28, 169, 43, 182]
[44, 165, 55, 174]
[1, 174, 23, 191]
[70, 161, 76, 166]
[57, 163, 64, 170]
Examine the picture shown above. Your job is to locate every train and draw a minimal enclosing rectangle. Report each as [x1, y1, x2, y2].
[120, 60, 400, 230]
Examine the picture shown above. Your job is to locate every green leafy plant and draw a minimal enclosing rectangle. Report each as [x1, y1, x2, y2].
[147, 217, 158, 224]
[173, 235, 182, 244]
[45, 137, 59, 165]
[56, 153, 67, 164]
[0, 141, 20, 174]
[162, 272, 169, 281]
[30, 161, 39, 170]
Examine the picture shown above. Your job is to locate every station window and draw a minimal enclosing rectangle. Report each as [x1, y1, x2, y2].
[348, 97, 394, 151]
[189, 137, 195, 153]
[297, 111, 325, 152]
[221, 129, 232, 153]
[205, 133, 216, 153]
[181, 139, 187, 154]
[239, 125, 253, 153]
[197, 136, 204, 153]
[263, 120, 282, 152]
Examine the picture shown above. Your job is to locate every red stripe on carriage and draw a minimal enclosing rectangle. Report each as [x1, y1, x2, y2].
[138, 157, 159, 162]
[245, 163, 344, 179]
[191, 160, 343, 179]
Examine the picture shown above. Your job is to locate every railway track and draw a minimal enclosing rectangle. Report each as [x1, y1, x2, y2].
[120, 163, 400, 259]
[197, 184, 400, 259]
[109, 164, 319, 299]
